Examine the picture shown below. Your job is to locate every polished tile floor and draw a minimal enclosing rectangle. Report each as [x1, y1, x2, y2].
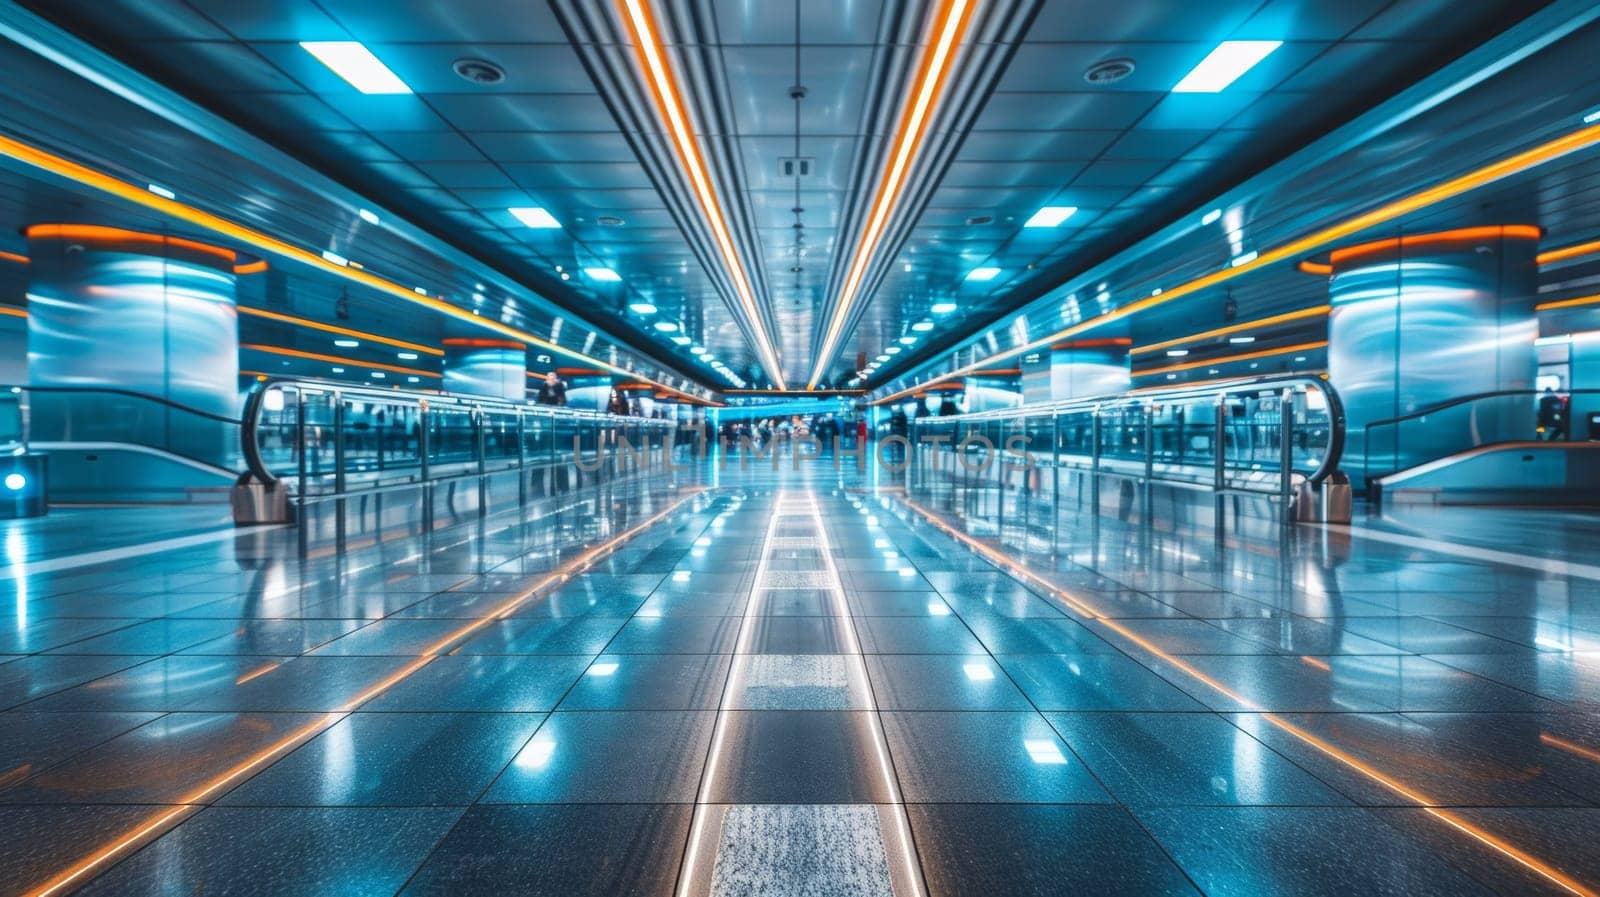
[1, 466, 1599, 896]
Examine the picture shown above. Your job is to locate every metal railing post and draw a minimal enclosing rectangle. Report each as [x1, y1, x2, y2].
[418, 401, 431, 483]
[295, 388, 307, 496]
[1141, 402, 1154, 522]
[1214, 393, 1227, 532]
[516, 409, 527, 505]
[1280, 387, 1296, 523]
[332, 392, 346, 496]
[1090, 406, 1101, 514]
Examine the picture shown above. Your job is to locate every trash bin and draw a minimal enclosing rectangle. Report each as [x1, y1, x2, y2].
[1293, 471, 1352, 524]
[231, 473, 295, 525]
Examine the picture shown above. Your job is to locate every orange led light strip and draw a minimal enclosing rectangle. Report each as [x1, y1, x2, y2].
[0, 307, 24, 319]
[1541, 733, 1600, 765]
[240, 344, 441, 378]
[1539, 238, 1600, 266]
[22, 491, 702, 897]
[238, 308, 443, 356]
[617, 0, 784, 388]
[1132, 306, 1331, 356]
[1536, 292, 1600, 312]
[873, 122, 1600, 405]
[0, 133, 706, 405]
[0, 250, 28, 265]
[24, 223, 237, 264]
[1135, 341, 1329, 377]
[1327, 224, 1541, 267]
[808, 0, 976, 389]
[896, 495, 1598, 897]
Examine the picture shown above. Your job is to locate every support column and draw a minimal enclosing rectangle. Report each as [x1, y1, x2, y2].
[1048, 338, 1131, 401]
[25, 224, 241, 417]
[441, 338, 527, 400]
[1325, 225, 1540, 489]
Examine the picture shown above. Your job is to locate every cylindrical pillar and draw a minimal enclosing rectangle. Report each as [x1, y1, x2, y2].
[25, 224, 240, 417]
[441, 338, 527, 400]
[1325, 225, 1540, 489]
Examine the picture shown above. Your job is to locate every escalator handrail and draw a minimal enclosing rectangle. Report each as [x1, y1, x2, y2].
[909, 374, 1346, 486]
[0, 383, 243, 425]
[241, 376, 676, 487]
[1361, 387, 1600, 436]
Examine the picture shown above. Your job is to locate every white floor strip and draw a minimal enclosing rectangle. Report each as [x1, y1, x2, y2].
[0, 524, 286, 579]
[1326, 522, 1600, 582]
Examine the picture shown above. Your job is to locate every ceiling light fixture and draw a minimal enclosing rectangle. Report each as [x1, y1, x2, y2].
[1201, 208, 1222, 226]
[966, 266, 1001, 281]
[300, 41, 412, 95]
[654, 321, 679, 332]
[1172, 40, 1281, 93]
[508, 206, 561, 229]
[618, 0, 785, 387]
[358, 208, 380, 226]
[899, 336, 917, 345]
[930, 302, 957, 315]
[320, 249, 349, 267]
[807, 0, 976, 389]
[146, 184, 175, 200]
[584, 267, 621, 282]
[628, 301, 657, 315]
[911, 321, 935, 332]
[1024, 206, 1078, 228]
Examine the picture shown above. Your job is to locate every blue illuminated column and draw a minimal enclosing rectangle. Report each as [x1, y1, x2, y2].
[1036, 338, 1131, 401]
[441, 338, 527, 400]
[1325, 226, 1539, 489]
[25, 225, 240, 417]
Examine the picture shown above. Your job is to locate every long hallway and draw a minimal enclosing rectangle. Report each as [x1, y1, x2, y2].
[1, 466, 1599, 895]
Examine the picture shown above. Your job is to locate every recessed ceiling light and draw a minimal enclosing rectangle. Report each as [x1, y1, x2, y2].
[911, 321, 935, 332]
[876, 354, 890, 362]
[330, 366, 345, 373]
[1228, 336, 1255, 344]
[671, 335, 691, 345]
[966, 266, 1001, 281]
[702, 354, 716, 363]
[358, 208, 380, 225]
[1230, 250, 1259, 267]
[413, 286, 428, 296]
[1166, 373, 1178, 380]
[508, 206, 561, 229]
[1585, 109, 1600, 125]
[690, 346, 706, 354]
[886, 346, 902, 355]
[1024, 206, 1078, 228]
[585, 267, 621, 282]
[628, 301, 657, 315]
[407, 376, 419, 383]
[370, 371, 386, 379]
[1173, 40, 1281, 93]
[334, 338, 360, 348]
[300, 41, 412, 95]
[1201, 208, 1222, 226]
[321, 249, 349, 267]
[899, 336, 917, 345]
[1166, 349, 1189, 357]
[930, 302, 957, 314]
[146, 184, 175, 200]
[397, 351, 418, 360]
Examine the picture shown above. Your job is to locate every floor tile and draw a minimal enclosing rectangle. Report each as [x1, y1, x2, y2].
[483, 710, 714, 803]
[707, 711, 894, 804]
[880, 711, 1110, 803]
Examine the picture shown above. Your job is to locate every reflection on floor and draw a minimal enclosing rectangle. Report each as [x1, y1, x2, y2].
[0, 465, 1598, 896]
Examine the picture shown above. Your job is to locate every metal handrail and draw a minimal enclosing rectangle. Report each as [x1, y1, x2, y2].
[241, 377, 675, 498]
[1359, 387, 1600, 484]
[910, 374, 1344, 488]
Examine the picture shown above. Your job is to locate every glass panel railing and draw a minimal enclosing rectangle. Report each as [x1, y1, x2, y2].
[911, 375, 1344, 498]
[242, 378, 676, 499]
[1358, 388, 1600, 485]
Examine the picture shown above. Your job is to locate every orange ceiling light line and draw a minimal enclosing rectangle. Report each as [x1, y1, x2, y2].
[1538, 237, 1600, 266]
[807, 0, 976, 390]
[0, 250, 28, 265]
[872, 121, 1600, 405]
[0, 307, 25, 319]
[237, 307, 443, 356]
[240, 344, 441, 378]
[1131, 306, 1332, 356]
[1297, 260, 1334, 276]
[1536, 292, 1600, 312]
[895, 495, 1598, 897]
[1326, 224, 1542, 267]
[0, 133, 706, 406]
[1052, 337, 1133, 350]
[232, 259, 268, 275]
[1136, 340, 1328, 377]
[617, 0, 784, 388]
[21, 490, 702, 897]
